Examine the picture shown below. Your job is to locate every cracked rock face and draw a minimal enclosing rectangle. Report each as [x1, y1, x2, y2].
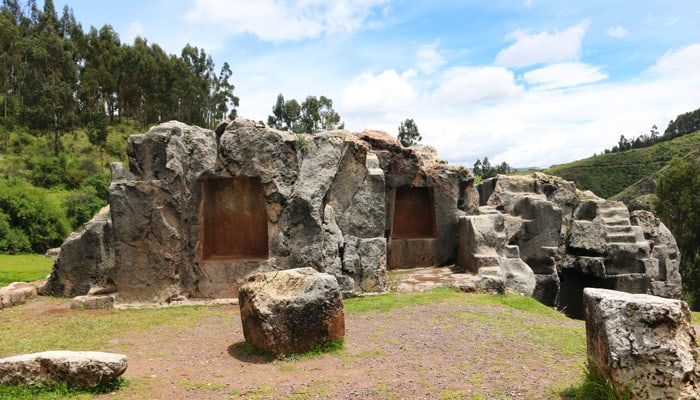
[584, 288, 700, 399]
[42, 119, 473, 303]
[238, 268, 345, 355]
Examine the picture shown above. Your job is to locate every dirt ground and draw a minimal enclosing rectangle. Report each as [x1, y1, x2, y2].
[77, 297, 587, 400]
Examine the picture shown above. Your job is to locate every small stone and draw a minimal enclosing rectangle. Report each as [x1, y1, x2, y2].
[0, 351, 128, 389]
[238, 267, 345, 356]
[70, 295, 115, 310]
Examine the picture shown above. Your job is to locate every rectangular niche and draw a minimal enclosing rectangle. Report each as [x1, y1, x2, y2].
[201, 177, 268, 260]
[391, 186, 436, 239]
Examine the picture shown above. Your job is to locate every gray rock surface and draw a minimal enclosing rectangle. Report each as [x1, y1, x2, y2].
[0, 282, 37, 309]
[238, 268, 345, 355]
[41, 206, 114, 297]
[472, 174, 682, 316]
[0, 351, 128, 388]
[584, 288, 700, 399]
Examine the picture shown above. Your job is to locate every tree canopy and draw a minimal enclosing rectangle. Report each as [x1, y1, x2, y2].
[397, 118, 421, 147]
[654, 155, 700, 308]
[267, 93, 343, 133]
[0, 0, 239, 155]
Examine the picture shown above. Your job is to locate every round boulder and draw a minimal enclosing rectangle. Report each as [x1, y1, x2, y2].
[238, 267, 345, 356]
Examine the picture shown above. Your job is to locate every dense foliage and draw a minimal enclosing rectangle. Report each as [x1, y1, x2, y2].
[0, 178, 69, 253]
[397, 118, 421, 147]
[267, 93, 343, 133]
[546, 130, 700, 198]
[0, 0, 238, 155]
[654, 156, 700, 308]
[473, 157, 511, 179]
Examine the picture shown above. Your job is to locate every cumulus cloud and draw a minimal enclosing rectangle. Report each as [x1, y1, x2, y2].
[340, 69, 418, 117]
[606, 25, 629, 38]
[337, 43, 700, 168]
[651, 43, 700, 77]
[523, 63, 608, 90]
[495, 21, 589, 68]
[432, 67, 523, 104]
[416, 43, 445, 74]
[185, 0, 387, 42]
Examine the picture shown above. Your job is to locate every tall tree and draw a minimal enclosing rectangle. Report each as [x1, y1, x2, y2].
[655, 155, 700, 307]
[397, 118, 421, 147]
[268, 94, 341, 133]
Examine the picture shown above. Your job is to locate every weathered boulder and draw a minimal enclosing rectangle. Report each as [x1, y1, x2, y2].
[238, 268, 345, 355]
[584, 288, 700, 399]
[41, 206, 115, 297]
[0, 282, 37, 309]
[0, 351, 128, 388]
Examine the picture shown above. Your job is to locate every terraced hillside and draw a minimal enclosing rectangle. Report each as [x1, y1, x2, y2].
[545, 130, 700, 199]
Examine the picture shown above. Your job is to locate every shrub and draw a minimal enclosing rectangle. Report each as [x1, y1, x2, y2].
[0, 178, 70, 253]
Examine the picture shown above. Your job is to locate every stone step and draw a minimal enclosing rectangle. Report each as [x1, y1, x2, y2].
[607, 234, 638, 244]
[603, 218, 631, 226]
[477, 266, 501, 277]
[600, 210, 629, 219]
[472, 254, 501, 269]
[606, 225, 633, 234]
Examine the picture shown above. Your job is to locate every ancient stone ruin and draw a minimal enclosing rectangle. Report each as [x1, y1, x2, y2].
[40, 118, 682, 315]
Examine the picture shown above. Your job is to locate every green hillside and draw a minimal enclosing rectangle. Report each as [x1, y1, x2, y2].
[545, 130, 700, 198]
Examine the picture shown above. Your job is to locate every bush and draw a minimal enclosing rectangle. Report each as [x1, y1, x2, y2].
[0, 178, 70, 253]
[0, 210, 32, 254]
[65, 187, 107, 228]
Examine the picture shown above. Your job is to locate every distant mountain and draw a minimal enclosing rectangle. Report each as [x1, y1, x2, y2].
[545, 130, 700, 200]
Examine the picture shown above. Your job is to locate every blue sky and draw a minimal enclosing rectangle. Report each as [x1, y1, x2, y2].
[55, 0, 700, 167]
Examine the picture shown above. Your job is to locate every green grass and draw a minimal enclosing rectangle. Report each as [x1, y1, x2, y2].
[0, 254, 54, 286]
[0, 378, 126, 400]
[546, 130, 700, 198]
[562, 365, 631, 400]
[0, 304, 228, 357]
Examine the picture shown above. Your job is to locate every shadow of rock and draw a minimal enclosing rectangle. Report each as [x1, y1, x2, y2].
[227, 341, 275, 364]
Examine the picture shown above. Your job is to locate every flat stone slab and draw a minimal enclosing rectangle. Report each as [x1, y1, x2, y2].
[391, 266, 504, 294]
[0, 351, 128, 388]
[0, 282, 38, 309]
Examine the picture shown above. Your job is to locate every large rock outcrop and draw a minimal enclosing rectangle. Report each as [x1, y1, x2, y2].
[43, 119, 472, 303]
[584, 288, 700, 399]
[238, 268, 345, 355]
[462, 173, 681, 317]
[0, 351, 128, 389]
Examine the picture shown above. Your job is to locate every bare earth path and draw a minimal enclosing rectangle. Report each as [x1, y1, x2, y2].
[91, 294, 585, 400]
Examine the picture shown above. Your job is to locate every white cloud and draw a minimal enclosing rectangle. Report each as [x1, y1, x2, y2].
[651, 43, 700, 77]
[523, 62, 608, 90]
[341, 69, 418, 117]
[495, 21, 589, 68]
[124, 22, 144, 44]
[432, 66, 523, 104]
[185, 0, 387, 42]
[336, 43, 700, 168]
[606, 25, 629, 38]
[416, 43, 445, 74]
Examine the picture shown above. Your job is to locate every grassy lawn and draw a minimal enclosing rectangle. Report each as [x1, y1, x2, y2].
[0, 289, 592, 399]
[0, 254, 54, 286]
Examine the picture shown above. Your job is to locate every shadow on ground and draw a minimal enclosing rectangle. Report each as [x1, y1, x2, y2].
[227, 341, 275, 364]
